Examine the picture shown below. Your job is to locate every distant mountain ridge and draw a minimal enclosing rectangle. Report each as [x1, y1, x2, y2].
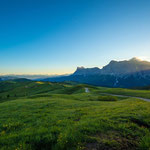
[42, 58, 150, 88]
[73, 67, 101, 75]
[73, 57, 150, 76]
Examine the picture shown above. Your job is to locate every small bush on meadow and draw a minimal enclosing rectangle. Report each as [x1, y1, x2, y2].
[97, 95, 118, 101]
[139, 134, 150, 149]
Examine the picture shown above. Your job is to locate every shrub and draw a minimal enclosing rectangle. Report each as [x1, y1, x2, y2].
[139, 134, 150, 149]
[97, 95, 118, 101]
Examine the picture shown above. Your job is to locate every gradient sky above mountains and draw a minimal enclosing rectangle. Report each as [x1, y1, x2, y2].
[0, 0, 150, 75]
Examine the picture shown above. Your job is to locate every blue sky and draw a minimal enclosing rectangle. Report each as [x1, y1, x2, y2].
[0, 0, 150, 75]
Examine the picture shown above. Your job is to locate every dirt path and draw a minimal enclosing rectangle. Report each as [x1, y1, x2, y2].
[85, 88, 89, 93]
[101, 93, 150, 102]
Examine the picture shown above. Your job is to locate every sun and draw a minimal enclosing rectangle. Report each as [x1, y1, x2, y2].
[135, 56, 149, 61]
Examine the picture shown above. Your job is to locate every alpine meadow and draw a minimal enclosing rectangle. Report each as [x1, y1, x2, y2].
[1, 0, 150, 150]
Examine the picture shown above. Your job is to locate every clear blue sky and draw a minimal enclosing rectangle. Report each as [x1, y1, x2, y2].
[0, 0, 150, 75]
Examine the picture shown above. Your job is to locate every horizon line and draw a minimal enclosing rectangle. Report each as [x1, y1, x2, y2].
[1, 57, 150, 75]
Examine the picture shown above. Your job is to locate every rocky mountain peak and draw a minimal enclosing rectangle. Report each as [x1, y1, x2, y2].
[129, 57, 142, 62]
[73, 58, 150, 76]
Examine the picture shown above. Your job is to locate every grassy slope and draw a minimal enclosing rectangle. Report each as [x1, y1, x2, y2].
[0, 81, 150, 150]
[97, 87, 150, 99]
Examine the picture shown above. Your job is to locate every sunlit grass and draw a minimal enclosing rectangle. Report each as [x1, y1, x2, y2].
[36, 81, 45, 84]
[0, 81, 150, 149]
[0, 94, 150, 150]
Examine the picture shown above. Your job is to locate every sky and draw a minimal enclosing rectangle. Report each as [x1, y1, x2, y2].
[0, 0, 150, 75]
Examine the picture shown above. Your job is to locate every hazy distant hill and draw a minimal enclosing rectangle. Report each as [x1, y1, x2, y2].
[42, 58, 150, 88]
[0, 76, 18, 81]
[0, 74, 67, 80]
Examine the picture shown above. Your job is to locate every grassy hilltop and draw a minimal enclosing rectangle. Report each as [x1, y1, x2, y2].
[0, 79, 150, 150]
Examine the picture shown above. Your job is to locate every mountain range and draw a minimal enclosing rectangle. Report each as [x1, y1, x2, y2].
[42, 58, 150, 88]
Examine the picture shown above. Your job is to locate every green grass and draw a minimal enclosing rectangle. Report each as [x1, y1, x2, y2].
[96, 86, 150, 99]
[0, 80, 150, 150]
